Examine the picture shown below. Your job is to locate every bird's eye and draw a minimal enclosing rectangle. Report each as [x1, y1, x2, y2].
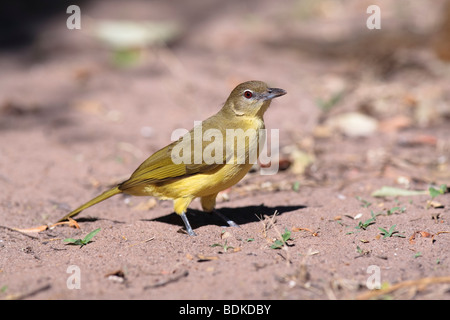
[243, 90, 253, 99]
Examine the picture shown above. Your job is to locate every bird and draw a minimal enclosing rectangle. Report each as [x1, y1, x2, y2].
[58, 80, 286, 236]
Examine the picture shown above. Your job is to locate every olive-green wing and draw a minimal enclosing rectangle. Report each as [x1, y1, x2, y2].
[118, 134, 223, 191]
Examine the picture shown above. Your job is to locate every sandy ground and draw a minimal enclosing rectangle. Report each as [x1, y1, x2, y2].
[1, 0, 450, 300]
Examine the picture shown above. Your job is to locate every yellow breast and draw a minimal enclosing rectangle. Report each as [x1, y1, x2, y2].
[145, 162, 253, 199]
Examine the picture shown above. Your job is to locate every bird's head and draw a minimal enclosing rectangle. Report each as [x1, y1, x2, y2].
[223, 80, 286, 118]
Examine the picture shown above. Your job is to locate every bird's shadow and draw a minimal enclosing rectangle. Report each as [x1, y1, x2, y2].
[145, 204, 307, 230]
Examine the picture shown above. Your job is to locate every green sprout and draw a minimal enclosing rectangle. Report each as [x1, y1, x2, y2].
[356, 196, 372, 208]
[63, 228, 101, 248]
[429, 184, 447, 200]
[355, 211, 381, 231]
[270, 228, 292, 249]
[378, 225, 405, 239]
[386, 206, 406, 216]
[211, 240, 234, 253]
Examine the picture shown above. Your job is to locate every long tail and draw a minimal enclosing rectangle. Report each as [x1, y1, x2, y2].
[58, 186, 122, 222]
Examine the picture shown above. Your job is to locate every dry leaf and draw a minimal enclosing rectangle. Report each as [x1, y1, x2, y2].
[13, 225, 48, 233]
[409, 230, 434, 244]
[67, 217, 80, 229]
[292, 227, 319, 237]
[427, 200, 444, 209]
[50, 217, 80, 229]
[185, 253, 194, 260]
[420, 231, 432, 238]
[196, 254, 219, 261]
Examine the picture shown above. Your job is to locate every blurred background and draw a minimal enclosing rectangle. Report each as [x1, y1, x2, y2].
[2, 0, 450, 300]
[1, 0, 449, 214]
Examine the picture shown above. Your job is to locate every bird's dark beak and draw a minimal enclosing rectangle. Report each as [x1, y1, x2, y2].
[262, 87, 287, 101]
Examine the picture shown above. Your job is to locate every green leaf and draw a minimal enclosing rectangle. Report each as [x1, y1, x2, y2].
[63, 228, 101, 247]
[429, 188, 440, 199]
[429, 184, 447, 199]
[388, 224, 397, 235]
[64, 238, 84, 246]
[63, 238, 78, 243]
[371, 186, 427, 198]
[386, 206, 406, 215]
[282, 229, 292, 242]
[356, 215, 376, 230]
[270, 240, 284, 249]
[83, 228, 101, 244]
[378, 227, 389, 239]
[210, 240, 233, 252]
[270, 228, 293, 249]
[378, 225, 405, 239]
[356, 196, 372, 208]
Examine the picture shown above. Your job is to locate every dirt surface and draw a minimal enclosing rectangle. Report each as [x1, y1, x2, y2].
[1, 0, 450, 300]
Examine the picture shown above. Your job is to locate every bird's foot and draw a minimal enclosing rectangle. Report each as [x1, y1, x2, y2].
[180, 212, 197, 236]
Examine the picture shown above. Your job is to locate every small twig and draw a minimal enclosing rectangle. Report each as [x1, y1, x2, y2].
[356, 276, 450, 300]
[144, 270, 189, 290]
[432, 231, 450, 243]
[50, 217, 80, 229]
[9, 284, 52, 300]
[269, 211, 292, 266]
[128, 237, 155, 248]
[256, 210, 278, 239]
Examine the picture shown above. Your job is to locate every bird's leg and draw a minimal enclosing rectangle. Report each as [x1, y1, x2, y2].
[200, 193, 239, 227]
[200, 194, 240, 228]
[174, 197, 196, 236]
[213, 209, 240, 228]
[180, 212, 197, 236]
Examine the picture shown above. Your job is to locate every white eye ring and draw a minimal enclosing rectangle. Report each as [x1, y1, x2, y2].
[243, 90, 253, 99]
